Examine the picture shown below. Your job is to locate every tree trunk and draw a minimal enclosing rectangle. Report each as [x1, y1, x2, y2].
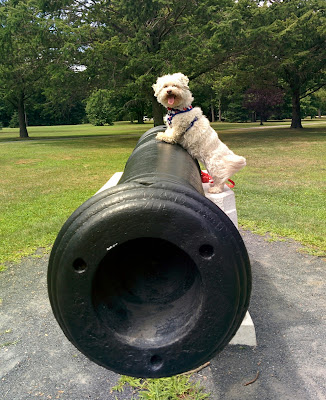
[137, 112, 144, 124]
[137, 102, 145, 124]
[218, 98, 222, 122]
[17, 95, 29, 138]
[291, 91, 303, 129]
[152, 94, 164, 126]
[210, 98, 215, 122]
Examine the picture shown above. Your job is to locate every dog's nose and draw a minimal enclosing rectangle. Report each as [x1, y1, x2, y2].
[167, 90, 172, 94]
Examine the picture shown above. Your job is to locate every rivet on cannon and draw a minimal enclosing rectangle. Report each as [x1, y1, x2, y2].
[47, 126, 252, 378]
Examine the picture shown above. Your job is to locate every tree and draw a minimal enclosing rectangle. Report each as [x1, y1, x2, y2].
[300, 95, 319, 119]
[211, 73, 239, 122]
[243, 85, 284, 125]
[69, 0, 201, 125]
[86, 89, 117, 126]
[3, 0, 322, 131]
[123, 99, 146, 124]
[240, 0, 326, 128]
[55, 0, 242, 125]
[0, 97, 12, 127]
[0, 0, 84, 137]
[271, 0, 326, 128]
[41, 64, 88, 125]
[313, 88, 326, 117]
[0, 1, 51, 137]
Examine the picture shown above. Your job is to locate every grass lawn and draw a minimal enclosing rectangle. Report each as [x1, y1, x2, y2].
[0, 125, 142, 268]
[219, 124, 326, 256]
[0, 120, 325, 269]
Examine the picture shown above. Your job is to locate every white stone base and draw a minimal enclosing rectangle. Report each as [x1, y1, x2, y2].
[96, 172, 123, 194]
[202, 182, 238, 228]
[97, 172, 256, 347]
[229, 312, 256, 346]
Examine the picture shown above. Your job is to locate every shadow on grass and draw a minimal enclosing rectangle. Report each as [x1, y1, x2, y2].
[0, 135, 142, 153]
[1, 125, 325, 150]
[219, 126, 326, 148]
[0, 132, 142, 144]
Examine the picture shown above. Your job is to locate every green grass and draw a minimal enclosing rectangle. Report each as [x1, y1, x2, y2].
[217, 125, 326, 256]
[0, 125, 142, 266]
[0, 118, 324, 140]
[211, 117, 326, 131]
[0, 121, 154, 141]
[0, 120, 325, 270]
[111, 374, 209, 399]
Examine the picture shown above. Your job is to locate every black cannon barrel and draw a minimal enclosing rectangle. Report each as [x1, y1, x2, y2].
[119, 126, 204, 193]
[48, 126, 251, 378]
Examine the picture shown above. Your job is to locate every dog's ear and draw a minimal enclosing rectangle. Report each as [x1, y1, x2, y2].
[174, 73, 189, 89]
[152, 83, 158, 96]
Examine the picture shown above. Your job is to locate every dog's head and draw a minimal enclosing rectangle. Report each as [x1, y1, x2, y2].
[152, 73, 194, 109]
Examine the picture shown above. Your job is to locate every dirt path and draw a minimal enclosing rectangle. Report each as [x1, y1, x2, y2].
[0, 230, 325, 399]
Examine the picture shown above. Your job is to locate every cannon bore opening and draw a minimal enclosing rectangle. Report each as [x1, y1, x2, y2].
[92, 238, 203, 348]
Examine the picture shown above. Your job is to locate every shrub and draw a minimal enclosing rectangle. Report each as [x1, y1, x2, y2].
[86, 89, 117, 126]
[9, 112, 19, 128]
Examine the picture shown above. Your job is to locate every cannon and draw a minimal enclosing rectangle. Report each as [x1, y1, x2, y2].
[47, 125, 251, 378]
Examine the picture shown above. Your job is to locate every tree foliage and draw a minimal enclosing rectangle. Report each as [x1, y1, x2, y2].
[236, 0, 326, 128]
[244, 85, 284, 124]
[56, 0, 244, 125]
[86, 89, 116, 126]
[82, 0, 206, 125]
[0, 0, 54, 136]
[0, 0, 325, 134]
[0, 0, 88, 136]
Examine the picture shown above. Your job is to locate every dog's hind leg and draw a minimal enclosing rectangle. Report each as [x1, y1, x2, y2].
[205, 159, 228, 194]
[223, 154, 246, 176]
[207, 154, 246, 193]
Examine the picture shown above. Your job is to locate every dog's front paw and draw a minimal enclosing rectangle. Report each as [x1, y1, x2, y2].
[208, 185, 224, 194]
[156, 132, 176, 144]
[156, 131, 165, 141]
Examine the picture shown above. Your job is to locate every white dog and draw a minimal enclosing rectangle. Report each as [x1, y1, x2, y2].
[152, 73, 246, 193]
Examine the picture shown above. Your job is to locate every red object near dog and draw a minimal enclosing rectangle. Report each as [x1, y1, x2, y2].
[201, 171, 235, 188]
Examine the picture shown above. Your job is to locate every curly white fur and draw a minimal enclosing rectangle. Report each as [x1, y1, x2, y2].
[152, 73, 246, 193]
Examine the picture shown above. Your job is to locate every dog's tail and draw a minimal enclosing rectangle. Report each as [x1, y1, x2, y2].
[223, 154, 246, 176]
